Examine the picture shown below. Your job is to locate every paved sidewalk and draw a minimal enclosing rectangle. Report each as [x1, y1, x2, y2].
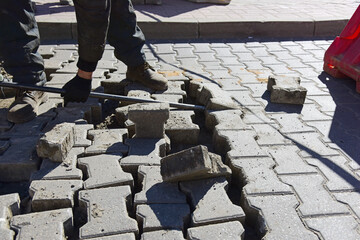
[34, 0, 359, 40]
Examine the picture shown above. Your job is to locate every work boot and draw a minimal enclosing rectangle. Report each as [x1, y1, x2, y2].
[7, 90, 48, 124]
[126, 62, 168, 91]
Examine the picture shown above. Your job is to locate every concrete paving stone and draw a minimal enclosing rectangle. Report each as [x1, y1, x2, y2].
[292, 67, 319, 78]
[141, 230, 185, 240]
[78, 154, 133, 190]
[120, 90, 152, 106]
[54, 44, 77, 50]
[257, 56, 283, 66]
[268, 51, 297, 61]
[191, 43, 213, 53]
[187, 221, 245, 240]
[230, 90, 262, 107]
[300, 103, 333, 122]
[187, 78, 212, 99]
[304, 155, 360, 191]
[281, 59, 309, 68]
[305, 215, 360, 240]
[151, 94, 183, 103]
[31, 147, 84, 181]
[212, 47, 234, 57]
[280, 174, 349, 217]
[0, 136, 41, 182]
[195, 52, 217, 62]
[74, 124, 93, 147]
[267, 64, 294, 75]
[242, 195, 318, 240]
[333, 191, 360, 219]
[165, 110, 200, 144]
[242, 82, 268, 98]
[157, 70, 189, 82]
[101, 73, 129, 95]
[134, 165, 187, 206]
[267, 146, 317, 175]
[227, 43, 251, 53]
[180, 177, 245, 226]
[233, 52, 258, 62]
[306, 120, 347, 143]
[175, 48, 196, 58]
[205, 109, 250, 131]
[96, 60, 117, 71]
[38, 44, 55, 59]
[242, 107, 275, 125]
[36, 122, 75, 162]
[214, 129, 268, 158]
[87, 233, 136, 240]
[44, 59, 66, 78]
[248, 47, 269, 57]
[0, 193, 20, 240]
[47, 73, 73, 86]
[252, 124, 292, 146]
[309, 49, 327, 60]
[136, 204, 190, 232]
[286, 132, 340, 157]
[269, 113, 315, 134]
[10, 208, 73, 240]
[218, 56, 244, 66]
[216, 77, 248, 91]
[294, 54, 322, 64]
[0, 109, 13, 133]
[85, 129, 128, 156]
[296, 41, 323, 50]
[121, 138, 167, 174]
[1, 115, 52, 138]
[101, 49, 116, 60]
[230, 157, 293, 195]
[51, 49, 76, 60]
[282, 45, 308, 55]
[124, 82, 155, 95]
[65, 100, 103, 125]
[29, 179, 83, 211]
[197, 83, 238, 110]
[157, 53, 179, 65]
[115, 106, 129, 127]
[152, 43, 174, 54]
[79, 186, 138, 239]
[128, 103, 169, 138]
[307, 95, 336, 112]
[206, 69, 235, 80]
[155, 81, 186, 100]
[243, 61, 266, 71]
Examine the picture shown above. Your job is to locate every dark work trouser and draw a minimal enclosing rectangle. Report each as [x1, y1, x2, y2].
[74, 0, 146, 71]
[0, 0, 46, 85]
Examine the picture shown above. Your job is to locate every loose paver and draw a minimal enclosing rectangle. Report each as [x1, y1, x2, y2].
[79, 186, 138, 239]
[78, 154, 133, 189]
[205, 109, 250, 131]
[141, 230, 185, 240]
[165, 110, 200, 144]
[0, 193, 20, 240]
[85, 129, 128, 156]
[187, 221, 245, 240]
[180, 177, 245, 226]
[267, 75, 307, 104]
[74, 124, 94, 147]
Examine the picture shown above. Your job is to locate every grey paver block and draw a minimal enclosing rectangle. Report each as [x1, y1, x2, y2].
[252, 124, 292, 146]
[31, 147, 84, 180]
[128, 103, 169, 138]
[242, 107, 275, 125]
[135, 165, 186, 206]
[300, 104, 333, 122]
[151, 94, 183, 103]
[85, 129, 128, 156]
[74, 124, 94, 147]
[136, 204, 190, 232]
[0, 136, 41, 182]
[101, 74, 129, 95]
[79, 186, 138, 239]
[155, 81, 186, 99]
[165, 110, 200, 144]
[230, 90, 262, 107]
[36, 122, 75, 162]
[29, 179, 83, 212]
[161, 145, 231, 182]
[124, 82, 155, 95]
[243, 195, 318, 240]
[10, 208, 73, 240]
[180, 177, 245, 226]
[267, 146, 317, 175]
[280, 174, 349, 216]
[267, 75, 307, 105]
[205, 109, 249, 131]
[87, 233, 135, 240]
[187, 221, 245, 240]
[121, 138, 167, 174]
[197, 83, 238, 110]
[78, 154, 133, 189]
[334, 191, 360, 219]
[230, 157, 293, 195]
[141, 230, 185, 240]
[269, 113, 315, 133]
[115, 106, 129, 127]
[305, 215, 360, 240]
[0, 193, 20, 240]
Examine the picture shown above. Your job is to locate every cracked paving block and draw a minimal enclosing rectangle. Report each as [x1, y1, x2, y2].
[151, 94, 183, 103]
[280, 174, 349, 217]
[0, 136, 41, 182]
[85, 129, 128, 156]
[205, 109, 250, 131]
[165, 110, 200, 144]
[252, 124, 292, 146]
[29, 180, 83, 212]
[134, 166, 187, 206]
[11, 208, 73, 240]
[78, 154, 133, 189]
[31, 147, 84, 180]
[305, 215, 360, 240]
[0, 193, 20, 240]
[187, 221, 245, 240]
[121, 138, 167, 175]
[267, 146, 317, 174]
[79, 186, 138, 239]
[37, 122, 75, 162]
[136, 204, 190, 232]
[74, 124, 94, 147]
[161, 145, 231, 182]
[242, 195, 318, 240]
[128, 103, 169, 138]
[141, 230, 185, 240]
[180, 177, 245, 226]
[213, 129, 268, 158]
[197, 83, 238, 110]
[230, 157, 293, 195]
[333, 191, 360, 219]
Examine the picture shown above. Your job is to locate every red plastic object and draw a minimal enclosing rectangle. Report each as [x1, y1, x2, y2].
[323, 5, 360, 93]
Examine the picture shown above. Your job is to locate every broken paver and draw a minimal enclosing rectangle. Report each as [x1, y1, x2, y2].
[161, 145, 231, 182]
[180, 177, 245, 226]
[136, 204, 190, 232]
[128, 103, 169, 138]
[267, 75, 307, 104]
[134, 166, 187, 206]
[85, 129, 128, 156]
[10, 208, 73, 240]
[29, 179, 83, 211]
[187, 221, 245, 240]
[0, 193, 20, 240]
[141, 230, 185, 240]
[165, 110, 200, 144]
[36, 122, 75, 162]
[79, 186, 138, 239]
[74, 124, 94, 147]
[78, 154, 133, 189]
